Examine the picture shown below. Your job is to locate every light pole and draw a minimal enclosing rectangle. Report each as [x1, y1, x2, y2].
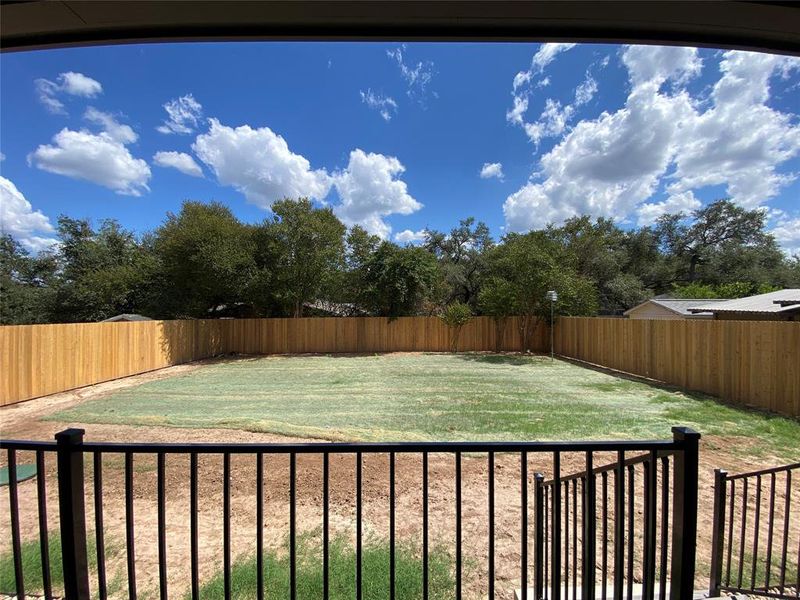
[546, 290, 558, 361]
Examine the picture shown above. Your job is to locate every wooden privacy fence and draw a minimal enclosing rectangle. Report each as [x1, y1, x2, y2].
[555, 317, 800, 418]
[0, 316, 543, 406]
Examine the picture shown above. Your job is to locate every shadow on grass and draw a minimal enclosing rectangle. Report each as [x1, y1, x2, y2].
[449, 352, 548, 366]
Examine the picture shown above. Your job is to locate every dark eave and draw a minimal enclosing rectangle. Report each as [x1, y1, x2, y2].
[2, 1, 800, 55]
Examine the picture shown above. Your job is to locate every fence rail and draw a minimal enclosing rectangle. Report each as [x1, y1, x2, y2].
[555, 318, 800, 418]
[0, 428, 699, 600]
[709, 462, 800, 599]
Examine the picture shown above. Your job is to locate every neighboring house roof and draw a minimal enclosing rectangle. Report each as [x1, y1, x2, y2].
[100, 313, 152, 322]
[689, 289, 800, 315]
[624, 298, 728, 317]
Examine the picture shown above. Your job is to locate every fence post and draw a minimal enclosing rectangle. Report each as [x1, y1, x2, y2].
[534, 473, 544, 600]
[56, 428, 90, 600]
[582, 457, 596, 600]
[708, 468, 728, 597]
[669, 426, 700, 600]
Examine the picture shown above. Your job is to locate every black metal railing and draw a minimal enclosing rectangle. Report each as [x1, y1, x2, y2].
[709, 462, 799, 599]
[1, 427, 700, 600]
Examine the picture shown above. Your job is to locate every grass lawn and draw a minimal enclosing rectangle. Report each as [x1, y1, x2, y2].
[50, 353, 800, 458]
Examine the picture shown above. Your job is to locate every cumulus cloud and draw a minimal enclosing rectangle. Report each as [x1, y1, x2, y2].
[480, 162, 504, 180]
[193, 119, 332, 207]
[333, 149, 422, 238]
[83, 107, 138, 144]
[770, 214, 800, 256]
[0, 176, 57, 252]
[153, 151, 204, 178]
[360, 89, 398, 121]
[394, 229, 427, 244]
[621, 45, 703, 87]
[35, 72, 103, 114]
[386, 45, 435, 103]
[636, 191, 702, 226]
[503, 45, 800, 232]
[28, 109, 150, 196]
[666, 51, 800, 208]
[157, 94, 203, 134]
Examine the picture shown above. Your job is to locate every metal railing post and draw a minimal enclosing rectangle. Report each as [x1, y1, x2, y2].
[582, 455, 597, 600]
[669, 427, 700, 600]
[56, 428, 90, 600]
[708, 469, 728, 597]
[534, 473, 544, 600]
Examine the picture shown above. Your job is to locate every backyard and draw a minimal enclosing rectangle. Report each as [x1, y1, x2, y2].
[1, 352, 799, 599]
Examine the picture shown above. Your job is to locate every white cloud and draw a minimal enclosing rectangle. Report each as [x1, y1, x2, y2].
[517, 71, 600, 147]
[636, 191, 702, 226]
[666, 51, 800, 208]
[621, 45, 702, 87]
[153, 151, 204, 178]
[386, 45, 435, 103]
[59, 72, 103, 97]
[480, 162, 504, 180]
[504, 46, 800, 232]
[333, 149, 422, 238]
[770, 214, 800, 255]
[0, 176, 57, 252]
[28, 110, 150, 196]
[574, 74, 598, 105]
[360, 89, 398, 121]
[83, 107, 138, 144]
[394, 229, 427, 244]
[532, 43, 577, 73]
[157, 94, 203, 135]
[506, 95, 529, 125]
[35, 72, 103, 114]
[193, 118, 332, 207]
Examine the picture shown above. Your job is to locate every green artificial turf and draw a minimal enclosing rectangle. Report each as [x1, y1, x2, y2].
[50, 353, 800, 459]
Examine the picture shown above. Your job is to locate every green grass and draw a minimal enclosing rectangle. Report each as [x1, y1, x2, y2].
[0, 531, 119, 595]
[192, 534, 455, 600]
[49, 353, 800, 459]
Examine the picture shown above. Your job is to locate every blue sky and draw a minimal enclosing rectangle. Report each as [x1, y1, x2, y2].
[1, 42, 799, 253]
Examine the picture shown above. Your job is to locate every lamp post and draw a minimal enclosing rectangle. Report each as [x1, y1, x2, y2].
[546, 290, 558, 361]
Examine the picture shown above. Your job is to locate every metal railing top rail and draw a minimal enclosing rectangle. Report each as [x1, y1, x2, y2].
[0, 437, 684, 454]
[540, 449, 675, 486]
[725, 461, 800, 481]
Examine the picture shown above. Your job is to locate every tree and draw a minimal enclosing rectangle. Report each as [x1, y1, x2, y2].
[439, 301, 473, 352]
[338, 225, 382, 313]
[656, 200, 771, 283]
[549, 217, 629, 311]
[0, 235, 57, 324]
[357, 242, 440, 317]
[253, 198, 346, 317]
[50, 217, 155, 322]
[477, 277, 517, 351]
[483, 231, 598, 350]
[153, 202, 255, 318]
[424, 217, 493, 309]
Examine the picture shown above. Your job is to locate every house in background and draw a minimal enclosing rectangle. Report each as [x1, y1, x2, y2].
[624, 298, 727, 320]
[689, 288, 800, 321]
[100, 314, 153, 322]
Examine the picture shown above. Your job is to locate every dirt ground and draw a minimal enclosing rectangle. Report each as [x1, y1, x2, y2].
[0, 361, 797, 599]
